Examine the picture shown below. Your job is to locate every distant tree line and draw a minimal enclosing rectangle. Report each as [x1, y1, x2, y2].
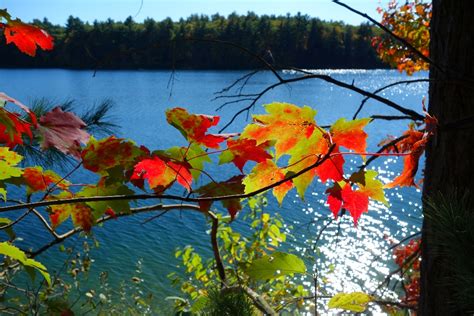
[0, 12, 387, 69]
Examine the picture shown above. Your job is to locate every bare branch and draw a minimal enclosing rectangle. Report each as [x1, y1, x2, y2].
[214, 70, 260, 96]
[217, 73, 424, 132]
[0, 210, 30, 230]
[30, 203, 202, 257]
[371, 115, 414, 121]
[276, 74, 424, 120]
[30, 208, 60, 239]
[353, 79, 429, 119]
[41, 162, 83, 201]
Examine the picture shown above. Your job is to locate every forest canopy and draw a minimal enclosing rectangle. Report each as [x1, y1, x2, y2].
[0, 12, 385, 69]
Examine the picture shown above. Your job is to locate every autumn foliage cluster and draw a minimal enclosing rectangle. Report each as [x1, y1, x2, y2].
[393, 239, 421, 307]
[0, 3, 433, 313]
[372, 0, 430, 75]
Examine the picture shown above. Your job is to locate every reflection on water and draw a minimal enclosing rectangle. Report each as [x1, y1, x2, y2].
[289, 157, 422, 314]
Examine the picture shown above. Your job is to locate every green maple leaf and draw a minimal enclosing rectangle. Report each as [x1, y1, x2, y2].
[0, 147, 23, 182]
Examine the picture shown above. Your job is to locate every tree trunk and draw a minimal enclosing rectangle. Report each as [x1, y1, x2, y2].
[421, 0, 474, 315]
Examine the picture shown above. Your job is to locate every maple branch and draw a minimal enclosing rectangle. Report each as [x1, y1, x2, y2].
[217, 72, 424, 132]
[30, 208, 60, 239]
[213, 93, 260, 101]
[221, 285, 277, 315]
[284, 74, 424, 120]
[365, 232, 421, 280]
[370, 115, 414, 121]
[0, 209, 30, 230]
[217, 82, 280, 132]
[140, 210, 169, 225]
[189, 167, 219, 184]
[0, 145, 336, 214]
[313, 273, 318, 315]
[311, 217, 335, 252]
[216, 98, 258, 110]
[332, 0, 442, 72]
[29, 203, 202, 257]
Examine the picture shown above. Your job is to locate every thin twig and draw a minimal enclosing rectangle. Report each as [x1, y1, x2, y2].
[0, 210, 30, 230]
[353, 79, 429, 119]
[29, 203, 202, 257]
[371, 115, 414, 121]
[218, 73, 424, 132]
[30, 208, 60, 239]
[214, 70, 260, 96]
[41, 162, 83, 201]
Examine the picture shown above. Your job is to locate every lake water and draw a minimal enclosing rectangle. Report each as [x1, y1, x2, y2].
[1, 69, 427, 313]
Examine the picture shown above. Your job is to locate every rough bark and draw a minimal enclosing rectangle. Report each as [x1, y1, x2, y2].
[421, 0, 474, 315]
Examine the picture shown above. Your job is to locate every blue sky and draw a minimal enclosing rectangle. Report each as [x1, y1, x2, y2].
[2, 0, 389, 25]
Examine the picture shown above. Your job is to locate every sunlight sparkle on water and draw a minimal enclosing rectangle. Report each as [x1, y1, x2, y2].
[290, 165, 421, 314]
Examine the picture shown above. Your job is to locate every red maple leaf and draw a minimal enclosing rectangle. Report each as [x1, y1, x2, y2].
[131, 156, 192, 192]
[2, 20, 54, 57]
[326, 183, 370, 226]
[48, 192, 93, 232]
[0, 109, 33, 147]
[380, 128, 424, 153]
[0, 92, 37, 147]
[240, 102, 317, 159]
[0, 92, 37, 125]
[326, 183, 343, 218]
[341, 184, 369, 226]
[316, 146, 345, 183]
[221, 138, 272, 172]
[384, 109, 436, 189]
